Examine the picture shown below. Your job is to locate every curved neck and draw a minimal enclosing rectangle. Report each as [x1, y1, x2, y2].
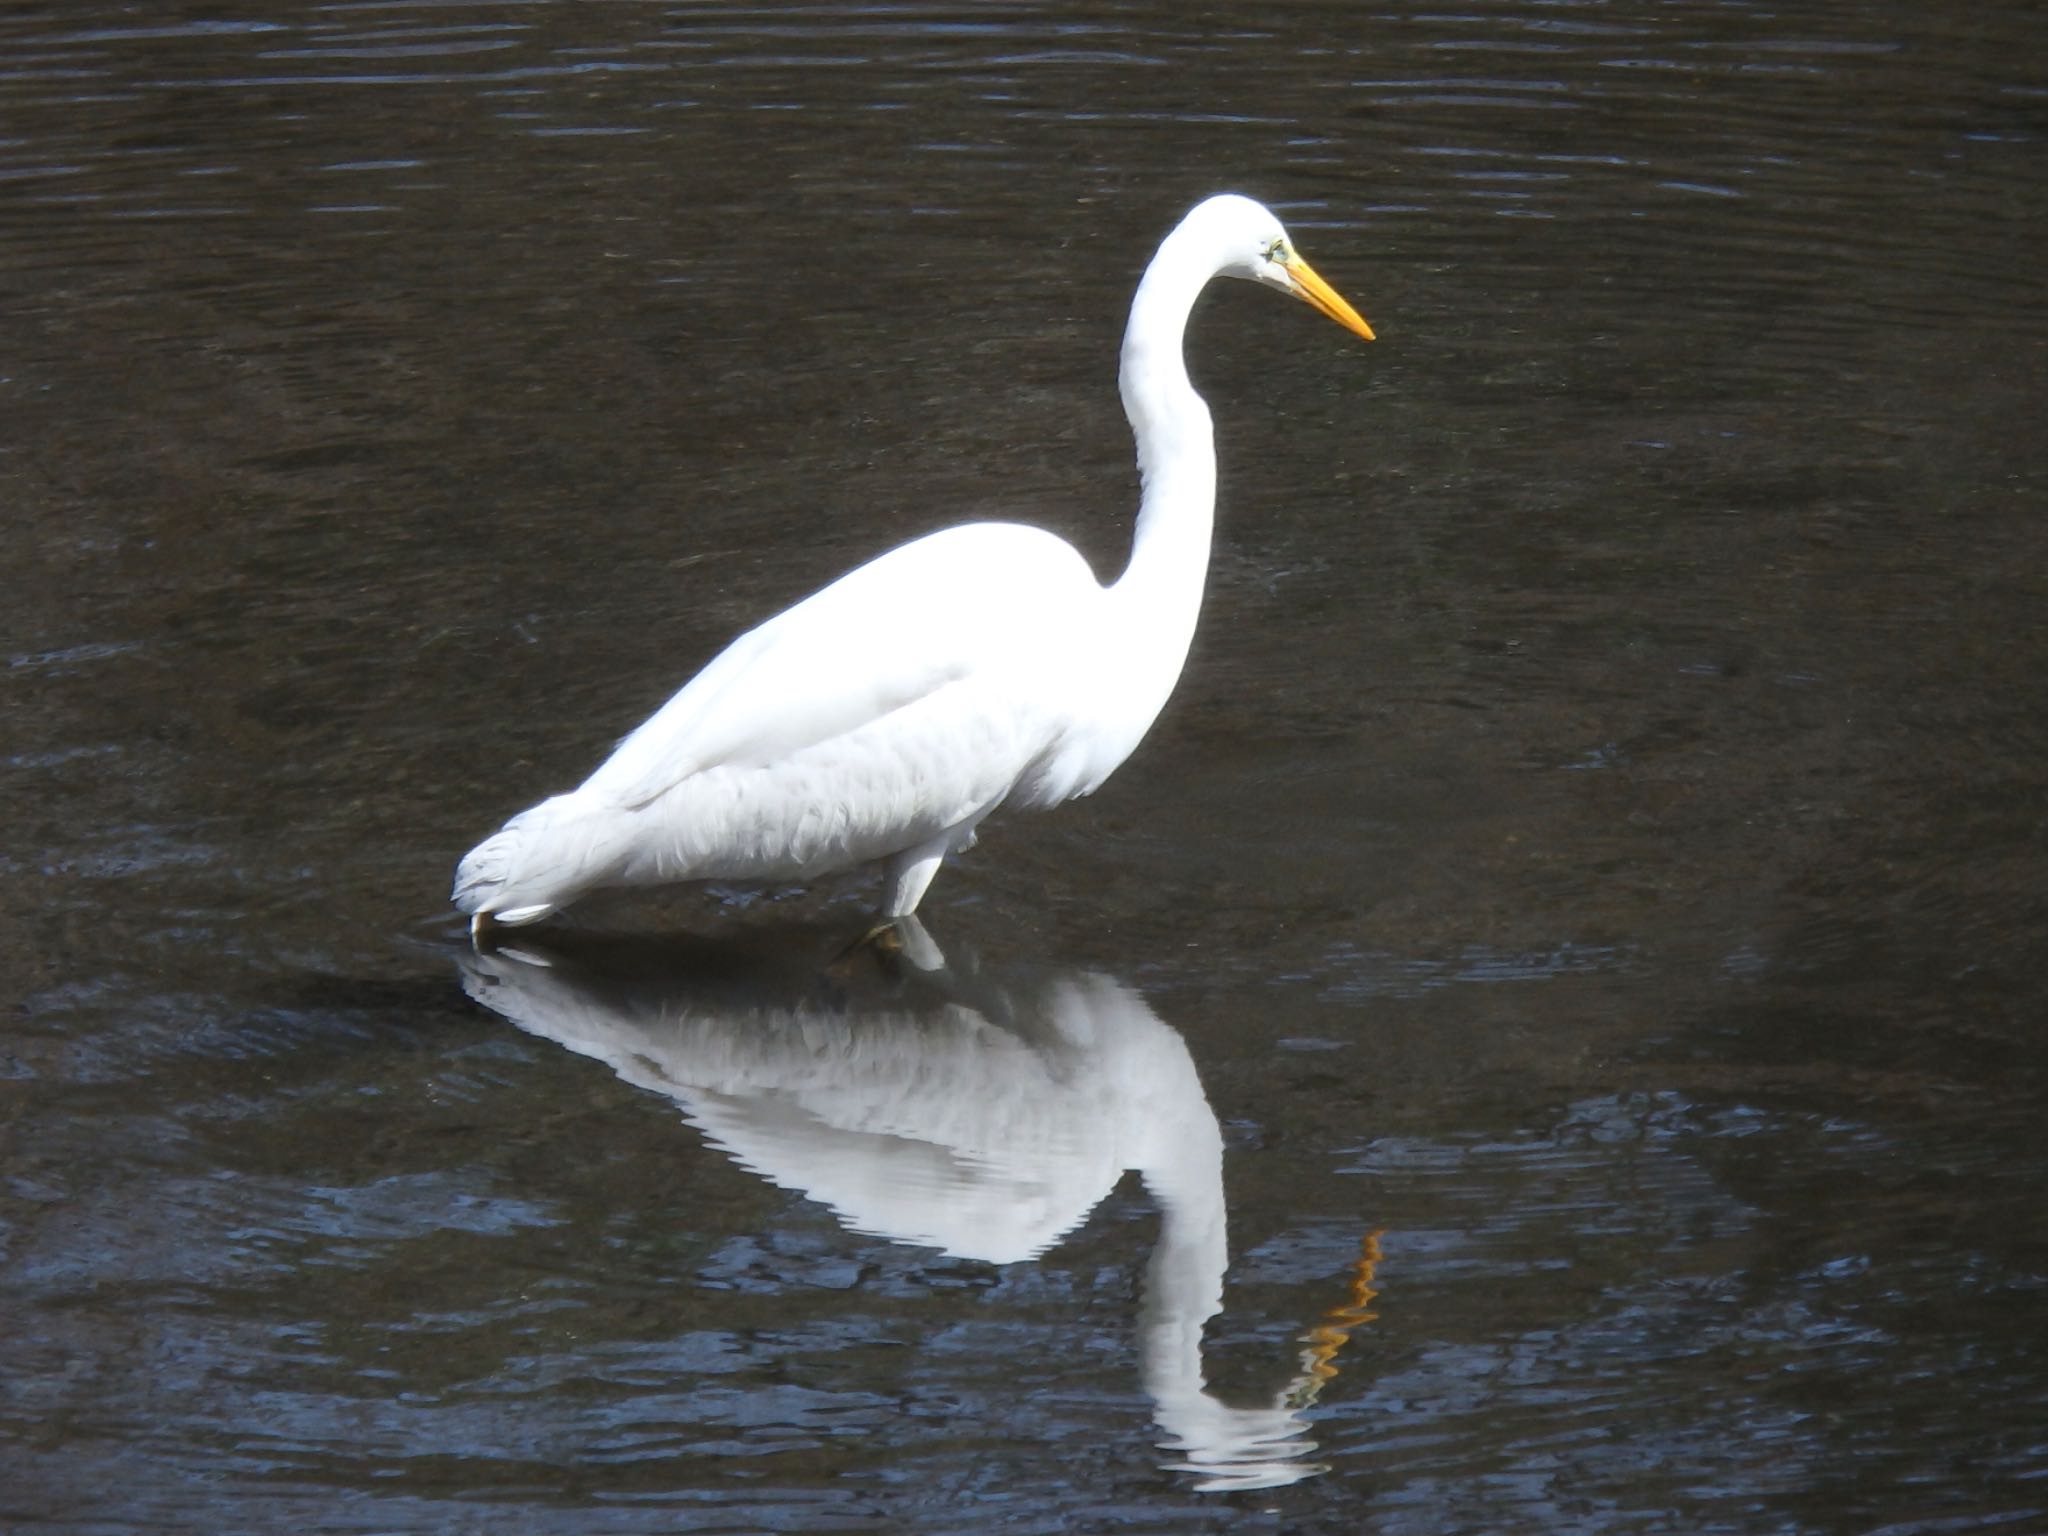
[1114, 232, 1219, 628]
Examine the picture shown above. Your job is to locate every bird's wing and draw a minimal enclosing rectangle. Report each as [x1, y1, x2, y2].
[579, 522, 1101, 811]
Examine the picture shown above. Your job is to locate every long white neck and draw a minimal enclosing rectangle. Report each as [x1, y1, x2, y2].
[1112, 223, 1220, 654]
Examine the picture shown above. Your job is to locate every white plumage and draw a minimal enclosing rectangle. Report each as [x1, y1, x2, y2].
[453, 194, 1373, 932]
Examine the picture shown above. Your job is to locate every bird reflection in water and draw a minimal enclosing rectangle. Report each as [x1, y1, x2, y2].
[457, 920, 1382, 1493]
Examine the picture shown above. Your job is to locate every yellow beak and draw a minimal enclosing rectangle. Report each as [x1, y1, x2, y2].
[1285, 254, 1375, 342]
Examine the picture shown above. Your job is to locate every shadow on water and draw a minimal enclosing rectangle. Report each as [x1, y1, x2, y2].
[456, 922, 1383, 1496]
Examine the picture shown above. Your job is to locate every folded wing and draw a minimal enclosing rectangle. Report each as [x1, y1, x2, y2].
[580, 521, 1105, 812]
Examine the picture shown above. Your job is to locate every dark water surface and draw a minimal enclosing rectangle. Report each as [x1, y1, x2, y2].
[5, 3, 2046, 1531]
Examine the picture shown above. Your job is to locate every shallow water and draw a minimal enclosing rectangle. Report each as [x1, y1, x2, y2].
[4, 2, 2047, 1531]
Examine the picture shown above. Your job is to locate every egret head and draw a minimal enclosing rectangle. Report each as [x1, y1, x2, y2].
[1254, 229, 1376, 342]
[1187, 193, 1376, 343]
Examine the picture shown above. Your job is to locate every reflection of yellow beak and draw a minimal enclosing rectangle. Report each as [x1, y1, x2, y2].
[1285, 254, 1376, 342]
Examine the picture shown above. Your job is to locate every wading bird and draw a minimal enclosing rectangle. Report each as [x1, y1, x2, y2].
[454, 194, 1373, 937]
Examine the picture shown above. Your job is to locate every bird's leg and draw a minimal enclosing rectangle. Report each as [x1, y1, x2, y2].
[880, 833, 951, 921]
[834, 837, 954, 962]
[886, 914, 946, 972]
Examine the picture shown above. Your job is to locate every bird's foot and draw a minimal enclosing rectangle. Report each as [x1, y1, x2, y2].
[833, 914, 946, 974]
[834, 919, 901, 964]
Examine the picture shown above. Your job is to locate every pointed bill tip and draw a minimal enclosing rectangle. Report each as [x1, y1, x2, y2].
[1286, 254, 1375, 342]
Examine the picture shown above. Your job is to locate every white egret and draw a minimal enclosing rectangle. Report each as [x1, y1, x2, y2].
[453, 193, 1373, 934]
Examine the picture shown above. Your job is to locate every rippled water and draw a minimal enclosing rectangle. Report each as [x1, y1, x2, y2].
[5, 3, 2046, 1532]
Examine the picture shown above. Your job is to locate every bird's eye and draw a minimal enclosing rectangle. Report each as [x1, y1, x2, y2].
[1267, 239, 1290, 265]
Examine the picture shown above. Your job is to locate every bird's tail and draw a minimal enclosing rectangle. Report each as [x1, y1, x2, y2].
[452, 792, 637, 927]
